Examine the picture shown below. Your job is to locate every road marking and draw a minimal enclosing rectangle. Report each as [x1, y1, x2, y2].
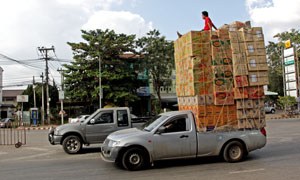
[229, 168, 265, 174]
[0, 152, 8, 155]
[25, 147, 49, 151]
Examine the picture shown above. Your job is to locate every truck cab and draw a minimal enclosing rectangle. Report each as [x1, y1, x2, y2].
[49, 107, 132, 154]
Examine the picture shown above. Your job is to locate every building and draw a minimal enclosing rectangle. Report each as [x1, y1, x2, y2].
[1, 90, 24, 118]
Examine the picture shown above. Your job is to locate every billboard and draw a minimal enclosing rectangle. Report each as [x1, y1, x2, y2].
[283, 47, 298, 98]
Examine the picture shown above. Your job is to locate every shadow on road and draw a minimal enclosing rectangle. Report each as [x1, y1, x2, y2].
[80, 147, 101, 154]
[152, 156, 223, 170]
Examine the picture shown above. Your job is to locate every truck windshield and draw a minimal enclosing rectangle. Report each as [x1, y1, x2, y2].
[143, 115, 168, 132]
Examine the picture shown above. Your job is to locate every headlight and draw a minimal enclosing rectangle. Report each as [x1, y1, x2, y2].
[54, 128, 60, 135]
[108, 140, 120, 147]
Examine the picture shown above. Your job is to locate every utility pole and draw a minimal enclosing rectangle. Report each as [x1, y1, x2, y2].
[99, 55, 102, 109]
[57, 68, 64, 125]
[38, 46, 55, 125]
[40, 73, 45, 125]
[33, 76, 36, 108]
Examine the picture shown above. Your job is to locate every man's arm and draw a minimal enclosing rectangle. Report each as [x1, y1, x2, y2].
[212, 23, 218, 30]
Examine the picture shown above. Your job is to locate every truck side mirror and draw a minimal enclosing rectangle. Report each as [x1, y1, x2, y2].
[156, 126, 166, 134]
[90, 119, 95, 124]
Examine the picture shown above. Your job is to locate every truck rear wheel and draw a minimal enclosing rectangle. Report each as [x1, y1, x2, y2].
[62, 135, 82, 154]
[121, 147, 147, 171]
[223, 141, 245, 163]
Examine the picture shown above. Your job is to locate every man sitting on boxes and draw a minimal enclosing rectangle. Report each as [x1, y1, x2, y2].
[177, 11, 218, 38]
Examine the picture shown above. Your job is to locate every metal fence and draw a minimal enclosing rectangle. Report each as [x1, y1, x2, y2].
[0, 123, 27, 148]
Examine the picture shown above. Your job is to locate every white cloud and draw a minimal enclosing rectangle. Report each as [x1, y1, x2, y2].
[82, 11, 153, 37]
[0, 0, 152, 88]
[246, 0, 300, 41]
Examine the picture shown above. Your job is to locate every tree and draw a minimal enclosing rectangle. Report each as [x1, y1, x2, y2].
[137, 30, 174, 108]
[21, 83, 59, 112]
[64, 29, 141, 108]
[277, 96, 296, 112]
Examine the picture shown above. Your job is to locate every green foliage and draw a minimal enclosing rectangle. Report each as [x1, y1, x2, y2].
[21, 83, 58, 111]
[64, 29, 141, 107]
[277, 96, 296, 111]
[137, 29, 174, 107]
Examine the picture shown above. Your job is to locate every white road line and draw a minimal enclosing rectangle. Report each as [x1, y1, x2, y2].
[229, 168, 265, 174]
[0, 152, 8, 155]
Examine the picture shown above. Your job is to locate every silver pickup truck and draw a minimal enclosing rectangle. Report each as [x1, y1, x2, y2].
[49, 107, 135, 154]
[101, 111, 267, 171]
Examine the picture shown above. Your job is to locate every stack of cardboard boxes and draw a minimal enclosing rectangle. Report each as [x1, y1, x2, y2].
[175, 21, 268, 131]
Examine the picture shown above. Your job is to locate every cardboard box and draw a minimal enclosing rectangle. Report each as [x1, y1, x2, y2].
[229, 21, 246, 31]
[252, 99, 264, 108]
[206, 106, 215, 116]
[213, 65, 233, 78]
[238, 119, 258, 129]
[244, 42, 256, 56]
[239, 28, 253, 42]
[248, 71, 269, 86]
[252, 27, 264, 41]
[248, 86, 265, 99]
[253, 118, 266, 128]
[236, 99, 253, 109]
[231, 42, 246, 54]
[214, 91, 235, 105]
[233, 64, 248, 76]
[248, 108, 265, 118]
[214, 78, 234, 92]
[218, 29, 230, 40]
[247, 56, 268, 71]
[232, 53, 247, 65]
[234, 87, 248, 99]
[234, 75, 249, 87]
[229, 31, 244, 43]
[206, 94, 214, 105]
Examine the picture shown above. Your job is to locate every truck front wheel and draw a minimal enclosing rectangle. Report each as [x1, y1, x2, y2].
[223, 141, 245, 163]
[122, 147, 147, 171]
[62, 135, 82, 154]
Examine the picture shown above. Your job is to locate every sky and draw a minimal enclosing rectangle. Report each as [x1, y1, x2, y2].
[1, 0, 300, 89]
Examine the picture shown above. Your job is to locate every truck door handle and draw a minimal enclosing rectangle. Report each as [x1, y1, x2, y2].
[180, 135, 189, 138]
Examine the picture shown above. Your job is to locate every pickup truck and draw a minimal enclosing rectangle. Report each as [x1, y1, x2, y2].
[48, 107, 136, 154]
[101, 111, 267, 171]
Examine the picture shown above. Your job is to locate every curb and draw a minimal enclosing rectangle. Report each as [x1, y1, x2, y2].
[18, 126, 57, 130]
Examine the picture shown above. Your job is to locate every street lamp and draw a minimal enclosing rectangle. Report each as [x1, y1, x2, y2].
[95, 42, 102, 109]
[99, 53, 102, 109]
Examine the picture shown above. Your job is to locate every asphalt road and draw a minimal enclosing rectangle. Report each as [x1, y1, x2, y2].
[0, 119, 300, 180]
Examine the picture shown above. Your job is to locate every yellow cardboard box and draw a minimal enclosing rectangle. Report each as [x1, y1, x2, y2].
[248, 71, 269, 86]
[233, 64, 248, 76]
[247, 56, 268, 71]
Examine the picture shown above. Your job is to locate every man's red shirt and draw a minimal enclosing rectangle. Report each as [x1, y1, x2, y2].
[203, 17, 213, 31]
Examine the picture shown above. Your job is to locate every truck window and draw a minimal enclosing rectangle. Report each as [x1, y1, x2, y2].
[117, 110, 129, 127]
[94, 111, 113, 124]
[163, 117, 188, 133]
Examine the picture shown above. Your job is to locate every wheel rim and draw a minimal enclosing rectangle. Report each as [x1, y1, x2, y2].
[66, 138, 80, 152]
[229, 145, 241, 160]
[129, 153, 141, 165]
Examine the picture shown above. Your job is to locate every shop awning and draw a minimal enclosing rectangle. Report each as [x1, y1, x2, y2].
[264, 90, 278, 96]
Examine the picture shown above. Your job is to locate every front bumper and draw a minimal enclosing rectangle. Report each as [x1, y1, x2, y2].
[101, 145, 121, 162]
[48, 132, 62, 145]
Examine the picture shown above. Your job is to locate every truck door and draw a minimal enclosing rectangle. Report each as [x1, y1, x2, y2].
[152, 115, 197, 160]
[116, 109, 130, 130]
[85, 110, 117, 143]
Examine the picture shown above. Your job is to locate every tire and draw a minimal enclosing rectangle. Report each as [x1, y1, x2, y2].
[271, 109, 275, 114]
[62, 135, 82, 154]
[223, 141, 245, 163]
[121, 147, 147, 171]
